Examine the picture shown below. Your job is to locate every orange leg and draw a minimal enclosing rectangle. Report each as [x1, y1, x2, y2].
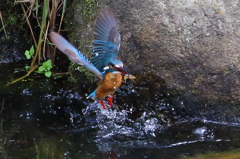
[99, 100, 107, 109]
[106, 95, 114, 107]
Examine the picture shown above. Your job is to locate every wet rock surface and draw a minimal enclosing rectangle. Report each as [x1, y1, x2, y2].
[0, 33, 26, 63]
[98, 0, 240, 102]
[66, 0, 240, 123]
[0, 0, 29, 63]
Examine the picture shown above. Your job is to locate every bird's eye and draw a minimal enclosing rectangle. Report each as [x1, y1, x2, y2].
[109, 62, 115, 67]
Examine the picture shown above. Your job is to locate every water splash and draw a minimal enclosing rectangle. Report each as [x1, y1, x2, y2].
[80, 102, 163, 153]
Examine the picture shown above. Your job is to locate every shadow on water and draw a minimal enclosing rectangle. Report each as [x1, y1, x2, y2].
[1, 62, 240, 159]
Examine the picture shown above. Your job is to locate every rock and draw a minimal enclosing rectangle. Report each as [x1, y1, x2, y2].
[0, 0, 28, 63]
[66, 0, 240, 123]
[0, 32, 26, 63]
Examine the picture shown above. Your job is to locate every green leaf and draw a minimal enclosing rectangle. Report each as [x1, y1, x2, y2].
[47, 67, 52, 71]
[29, 45, 35, 56]
[35, 0, 39, 16]
[45, 71, 52, 77]
[43, 59, 52, 67]
[35, 70, 42, 74]
[25, 66, 30, 70]
[48, 65, 53, 69]
[38, 66, 46, 72]
[25, 50, 30, 59]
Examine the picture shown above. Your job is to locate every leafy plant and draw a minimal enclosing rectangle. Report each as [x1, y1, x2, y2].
[24, 45, 52, 77]
[36, 59, 53, 77]
[24, 45, 35, 59]
[6, 0, 67, 86]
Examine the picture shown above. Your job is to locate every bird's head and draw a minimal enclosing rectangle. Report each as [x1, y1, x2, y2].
[103, 59, 128, 75]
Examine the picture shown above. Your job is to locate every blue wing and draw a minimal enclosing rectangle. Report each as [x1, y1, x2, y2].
[49, 31, 103, 79]
[92, 7, 121, 72]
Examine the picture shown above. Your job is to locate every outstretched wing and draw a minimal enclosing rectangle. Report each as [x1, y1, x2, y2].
[49, 31, 103, 79]
[92, 7, 121, 72]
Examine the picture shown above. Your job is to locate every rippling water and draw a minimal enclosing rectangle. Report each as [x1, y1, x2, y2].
[1, 62, 240, 159]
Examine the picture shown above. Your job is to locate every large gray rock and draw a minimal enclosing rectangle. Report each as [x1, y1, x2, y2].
[66, 0, 240, 122]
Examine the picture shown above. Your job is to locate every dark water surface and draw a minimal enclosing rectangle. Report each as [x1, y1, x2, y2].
[1, 62, 240, 159]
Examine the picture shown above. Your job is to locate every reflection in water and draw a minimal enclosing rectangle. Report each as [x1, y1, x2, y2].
[1, 63, 240, 158]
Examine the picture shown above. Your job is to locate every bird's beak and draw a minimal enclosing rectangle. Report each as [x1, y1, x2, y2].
[113, 66, 136, 82]
[114, 66, 129, 75]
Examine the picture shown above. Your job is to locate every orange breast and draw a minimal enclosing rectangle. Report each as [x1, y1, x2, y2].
[96, 72, 122, 100]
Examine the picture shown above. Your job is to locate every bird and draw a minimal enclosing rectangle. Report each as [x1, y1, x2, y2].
[49, 7, 135, 109]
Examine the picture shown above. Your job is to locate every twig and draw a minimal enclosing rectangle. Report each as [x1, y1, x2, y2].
[0, 98, 4, 114]
[20, 3, 37, 47]
[53, 71, 72, 76]
[5, 65, 38, 86]
[0, 12, 8, 39]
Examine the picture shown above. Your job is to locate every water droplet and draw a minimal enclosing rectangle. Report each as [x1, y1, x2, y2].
[186, 37, 191, 42]
[193, 126, 207, 136]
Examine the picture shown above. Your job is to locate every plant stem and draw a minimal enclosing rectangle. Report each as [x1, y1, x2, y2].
[5, 65, 38, 86]
[0, 11, 8, 39]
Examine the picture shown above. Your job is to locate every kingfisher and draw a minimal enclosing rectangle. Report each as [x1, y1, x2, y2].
[49, 7, 135, 109]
